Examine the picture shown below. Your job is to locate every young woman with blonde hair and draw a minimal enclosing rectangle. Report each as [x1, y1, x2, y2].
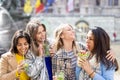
[52, 24, 116, 80]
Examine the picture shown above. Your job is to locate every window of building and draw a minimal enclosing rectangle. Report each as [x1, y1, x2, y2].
[108, 0, 118, 6]
[96, 0, 100, 6]
[74, 0, 80, 13]
[114, 0, 118, 5]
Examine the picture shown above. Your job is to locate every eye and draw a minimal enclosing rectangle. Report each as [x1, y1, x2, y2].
[17, 43, 21, 46]
[68, 28, 73, 31]
[90, 38, 94, 40]
[38, 32, 42, 34]
[24, 42, 29, 46]
[86, 36, 89, 39]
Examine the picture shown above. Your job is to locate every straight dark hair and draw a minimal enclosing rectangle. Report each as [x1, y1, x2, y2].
[10, 30, 31, 54]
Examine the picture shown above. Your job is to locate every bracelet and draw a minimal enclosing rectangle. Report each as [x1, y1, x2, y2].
[89, 71, 94, 78]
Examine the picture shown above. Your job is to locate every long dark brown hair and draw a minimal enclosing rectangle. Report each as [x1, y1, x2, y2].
[26, 20, 48, 56]
[90, 27, 118, 71]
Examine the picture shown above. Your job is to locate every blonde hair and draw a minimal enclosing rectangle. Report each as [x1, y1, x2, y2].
[54, 23, 77, 51]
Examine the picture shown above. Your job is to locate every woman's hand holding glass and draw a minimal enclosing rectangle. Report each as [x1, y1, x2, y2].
[77, 50, 95, 78]
[77, 50, 89, 67]
[16, 61, 25, 74]
[17, 51, 29, 74]
[79, 58, 95, 78]
[53, 71, 64, 80]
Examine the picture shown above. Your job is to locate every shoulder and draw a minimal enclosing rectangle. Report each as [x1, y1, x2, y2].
[0, 52, 16, 63]
[52, 49, 63, 58]
[100, 62, 115, 71]
[56, 49, 63, 55]
[1, 52, 14, 58]
[93, 62, 115, 80]
[25, 50, 36, 59]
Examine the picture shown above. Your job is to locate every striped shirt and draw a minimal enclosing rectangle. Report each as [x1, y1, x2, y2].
[52, 49, 77, 80]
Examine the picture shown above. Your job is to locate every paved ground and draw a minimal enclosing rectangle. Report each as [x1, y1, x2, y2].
[111, 40, 120, 80]
[111, 40, 120, 70]
[111, 40, 120, 60]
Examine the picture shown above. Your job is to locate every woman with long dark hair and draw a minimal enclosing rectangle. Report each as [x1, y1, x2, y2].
[0, 30, 31, 80]
[76, 27, 119, 80]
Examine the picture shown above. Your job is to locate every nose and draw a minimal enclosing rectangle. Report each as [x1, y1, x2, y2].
[72, 29, 75, 34]
[41, 32, 46, 36]
[86, 38, 89, 43]
[21, 44, 26, 50]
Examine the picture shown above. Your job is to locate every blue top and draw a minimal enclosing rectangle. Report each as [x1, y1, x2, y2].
[76, 62, 115, 80]
[45, 56, 52, 80]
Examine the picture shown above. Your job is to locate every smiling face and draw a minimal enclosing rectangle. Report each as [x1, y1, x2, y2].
[35, 25, 46, 44]
[16, 38, 29, 56]
[61, 25, 75, 41]
[86, 30, 94, 51]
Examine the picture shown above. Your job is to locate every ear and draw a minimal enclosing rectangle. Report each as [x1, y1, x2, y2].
[60, 34, 64, 38]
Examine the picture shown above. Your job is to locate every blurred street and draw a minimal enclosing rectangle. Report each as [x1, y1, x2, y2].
[111, 40, 120, 66]
[111, 41, 120, 79]
[111, 41, 120, 60]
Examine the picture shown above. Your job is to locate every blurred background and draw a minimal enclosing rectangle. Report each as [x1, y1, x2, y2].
[0, 0, 120, 79]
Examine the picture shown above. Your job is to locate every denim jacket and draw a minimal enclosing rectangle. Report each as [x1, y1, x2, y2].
[76, 62, 115, 80]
